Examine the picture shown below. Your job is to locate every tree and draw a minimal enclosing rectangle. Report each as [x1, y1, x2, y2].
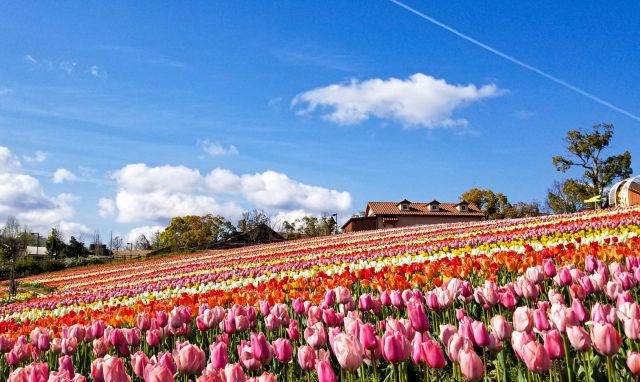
[65, 236, 88, 259]
[111, 236, 124, 251]
[149, 230, 162, 249]
[0, 216, 23, 296]
[159, 215, 237, 249]
[460, 188, 510, 220]
[45, 228, 66, 258]
[503, 201, 543, 219]
[552, 124, 632, 198]
[546, 179, 591, 214]
[134, 234, 150, 250]
[280, 215, 337, 238]
[237, 209, 272, 232]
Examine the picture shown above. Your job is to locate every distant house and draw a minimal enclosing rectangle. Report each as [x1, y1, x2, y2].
[609, 176, 640, 207]
[25, 246, 47, 257]
[342, 199, 483, 233]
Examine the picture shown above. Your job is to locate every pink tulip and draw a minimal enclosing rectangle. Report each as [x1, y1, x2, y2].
[237, 341, 261, 371]
[566, 325, 591, 352]
[521, 341, 552, 373]
[446, 333, 469, 364]
[58, 355, 74, 378]
[381, 331, 411, 364]
[143, 363, 175, 382]
[628, 352, 640, 376]
[412, 336, 425, 364]
[173, 343, 206, 374]
[297, 345, 316, 371]
[131, 351, 149, 378]
[533, 308, 550, 332]
[542, 330, 564, 359]
[439, 324, 457, 348]
[287, 320, 300, 341]
[359, 323, 378, 350]
[273, 338, 293, 363]
[332, 333, 363, 371]
[155, 352, 177, 375]
[490, 315, 512, 341]
[293, 298, 305, 314]
[591, 323, 622, 356]
[511, 331, 535, 360]
[407, 301, 430, 332]
[471, 321, 490, 347]
[61, 337, 77, 356]
[304, 323, 327, 349]
[136, 313, 151, 331]
[91, 358, 105, 382]
[459, 347, 484, 382]
[250, 332, 273, 365]
[543, 259, 556, 277]
[210, 341, 228, 369]
[555, 267, 572, 286]
[526, 266, 544, 284]
[315, 359, 337, 382]
[125, 328, 141, 347]
[323, 290, 335, 306]
[591, 303, 616, 324]
[513, 307, 533, 332]
[498, 289, 517, 309]
[421, 339, 446, 369]
[223, 363, 245, 382]
[103, 356, 131, 382]
[146, 329, 161, 347]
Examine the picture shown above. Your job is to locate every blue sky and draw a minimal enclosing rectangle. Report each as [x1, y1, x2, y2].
[1, 1, 639, 242]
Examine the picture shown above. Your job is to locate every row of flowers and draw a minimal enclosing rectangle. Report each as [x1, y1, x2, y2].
[4, 248, 640, 381]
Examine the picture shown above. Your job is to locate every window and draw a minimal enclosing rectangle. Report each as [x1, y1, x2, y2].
[401, 204, 409, 211]
[460, 205, 467, 211]
[430, 204, 438, 211]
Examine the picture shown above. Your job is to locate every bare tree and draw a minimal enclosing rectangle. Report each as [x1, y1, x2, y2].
[134, 234, 150, 250]
[111, 236, 124, 251]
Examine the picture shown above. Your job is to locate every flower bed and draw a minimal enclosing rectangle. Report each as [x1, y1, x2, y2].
[1, 208, 640, 381]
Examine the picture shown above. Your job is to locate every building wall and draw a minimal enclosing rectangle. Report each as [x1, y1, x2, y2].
[377, 215, 483, 228]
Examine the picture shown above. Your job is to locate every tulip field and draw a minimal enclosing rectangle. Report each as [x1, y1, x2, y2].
[3, 208, 640, 381]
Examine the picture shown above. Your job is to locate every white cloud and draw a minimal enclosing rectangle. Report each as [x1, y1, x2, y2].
[126, 225, 164, 244]
[89, 65, 107, 79]
[200, 140, 239, 157]
[292, 73, 502, 128]
[107, 163, 242, 223]
[98, 198, 117, 218]
[59, 61, 77, 73]
[0, 146, 87, 235]
[102, 163, 352, 225]
[0, 147, 21, 172]
[52, 168, 77, 183]
[22, 150, 47, 163]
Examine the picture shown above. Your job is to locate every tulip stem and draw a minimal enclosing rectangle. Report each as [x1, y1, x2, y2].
[562, 334, 572, 382]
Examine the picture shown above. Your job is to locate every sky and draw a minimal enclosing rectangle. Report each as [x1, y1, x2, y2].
[1, 1, 639, 243]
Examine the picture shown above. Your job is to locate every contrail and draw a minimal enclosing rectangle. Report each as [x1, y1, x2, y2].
[389, 0, 640, 122]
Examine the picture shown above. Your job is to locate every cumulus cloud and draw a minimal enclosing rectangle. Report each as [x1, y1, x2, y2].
[101, 163, 352, 225]
[53, 168, 77, 183]
[292, 73, 502, 128]
[0, 147, 85, 233]
[126, 225, 164, 244]
[106, 163, 242, 223]
[0, 147, 21, 172]
[200, 140, 239, 157]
